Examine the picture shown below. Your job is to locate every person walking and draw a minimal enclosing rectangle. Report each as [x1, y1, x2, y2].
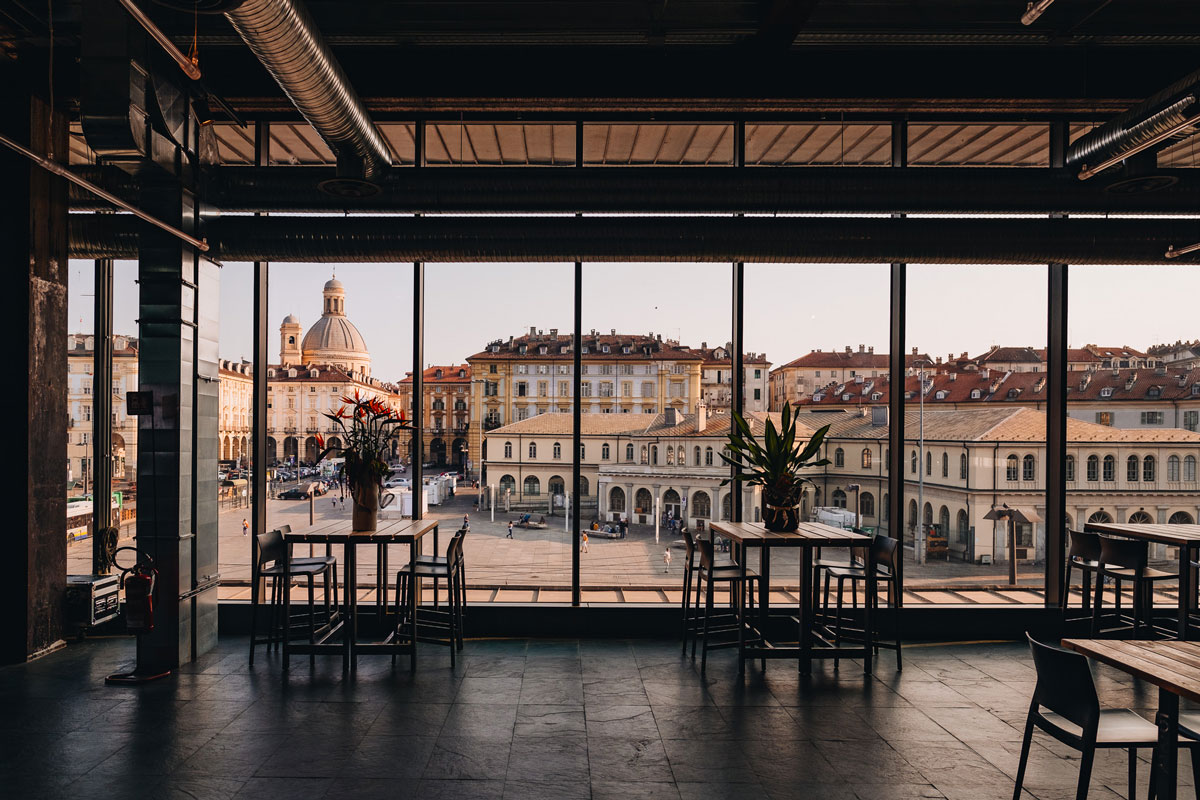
[242, 518, 249, 537]
[463, 513, 470, 531]
[507, 521, 514, 539]
[663, 547, 672, 572]
[581, 531, 590, 553]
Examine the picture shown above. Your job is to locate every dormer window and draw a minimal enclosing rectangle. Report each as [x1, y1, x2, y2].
[871, 392, 883, 401]
[1192, 384, 1200, 396]
[519, 345, 527, 354]
[935, 390, 947, 400]
[1100, 387, 1114, 398]
[491, 345, 500, 353]
[622, 346, 631, 354]
[1148, 386, 1162, 398]
[582, 346, 589, 354]
[435, 369, 443, 378]
[842, 393, 851, 401]
[601, 345, 610, 353]
[459, 369, 466, 378]
[1006, 389, 1019, 399]
[539, 346, 547, 355]
[970, 389, 981, 399]
[267, 369, 276, 378]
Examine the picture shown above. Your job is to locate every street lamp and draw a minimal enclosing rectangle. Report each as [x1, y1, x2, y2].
[846, 483, 861, 530]
[912, 358, 932, 565]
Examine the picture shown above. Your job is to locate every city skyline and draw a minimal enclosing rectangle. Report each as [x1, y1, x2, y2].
[67, 260, 1200, 381]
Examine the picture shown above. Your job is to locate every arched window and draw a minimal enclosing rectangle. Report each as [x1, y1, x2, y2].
[1127, 455, 1140, 482]
[1022, 454, 1035, 481]
[926, 452, 932, 476]
[1187, 456, 1197, 482]
[1065, 455, 1076, 482]
[529, 442, 537, 459]
[626, 443, 634, 461]
[860, 492, 875, 517]
[548, 476, 565, 496]
[693, 446, 701, 466]
[861, 448, 872, 469]
[1168, 455, 1181, 481]
[939, 506, 950, 535]
[1103, 455, 1116, 482]
[1006, 455, 1019, 481]
[722, 493, 732, 521]
[602, 442, 611, 460]
[523, 475, 541, 496]
[908, 499, 918, 529]
[1170, 511, 1195, 524]
[677, 446, 685, 465]
[635, 488, 653, 513]
[1143, 455, 1156, 482]
[923, 502, 933, 526]
[651, 445, 659, 465]
[499, 474, 516, 495]
[705, 446, 714, 466]
[1088, 510, 1114, 524]
[832, 489, 847, 509]
[960, 453, 968, 480]
[1087, 455, 1099, 481]
[692, 491, 711, 519]
[553, 442, 562, 459]
[580, 443, 586, 460]
[910, 451, 918, 474]
[640, 445, 648, 465]
[957, 509, 970, 544]
[882, 493, 889, 521]
[834, 448, 845, 468]
[579, 476, 590, 496]
[941, 453, 949, 478]
[1128, 510, 1154, 523]
[665, 446, 674, 466]
[609, 486, 626, 512]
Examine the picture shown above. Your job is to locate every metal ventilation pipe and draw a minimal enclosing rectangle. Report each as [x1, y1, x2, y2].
[224, 0, 391, 190]
[1068, 67, 1200, 179]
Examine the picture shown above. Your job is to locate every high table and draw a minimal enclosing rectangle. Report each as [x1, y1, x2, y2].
[1083, 522, 1200, 639]
[708, 521, 876, 676]
[283, 517, 439, 672]
[1062, 639, 1200, 800]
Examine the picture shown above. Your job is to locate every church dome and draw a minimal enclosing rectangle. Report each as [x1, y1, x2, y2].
[282, 313, 299, 325]
[301, 316, 369, 358]
[324, 277, 344, 291]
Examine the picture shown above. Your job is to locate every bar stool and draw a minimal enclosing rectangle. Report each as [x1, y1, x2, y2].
[812, 528, 870, 627]
[693, 537, 760, 671]
[248, 528, 339, 666]
[1094, 535, 1175, 637]
[680, 527, 757, 656]
[822, 534, 902, 670]
[1014, 635, 1200, 800]
[1062, 530, 1103, 627]
[415, 526, 466, 614]
[394, 528, 467, 666]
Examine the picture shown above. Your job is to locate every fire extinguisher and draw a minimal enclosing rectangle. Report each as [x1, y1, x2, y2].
[112, 547, 157, 634]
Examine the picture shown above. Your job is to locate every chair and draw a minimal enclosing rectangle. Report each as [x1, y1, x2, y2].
[248, 528, 339, 666]
[1094, 535, 1175, 637]
[692, 536, 761, 671]
[1013, 635, 1200, 800]
[812, 528, 871, 627]
[1062, 530, 1103, 626]
[679, 527, 759, 657]
[394, 528, 467, 666]
[821, 534, 902, 671]
[414, 526, 466, 615]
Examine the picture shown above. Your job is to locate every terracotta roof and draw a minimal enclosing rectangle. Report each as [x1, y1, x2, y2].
[68, 333, 139, 356]
[774, 349, 929, 371]
[467, 331, 703, 362]
[399, 365, 471, 384]
[972, 346, 1042, 364]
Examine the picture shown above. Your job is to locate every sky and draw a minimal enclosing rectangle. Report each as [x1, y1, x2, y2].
[67, 260, 1200, 382]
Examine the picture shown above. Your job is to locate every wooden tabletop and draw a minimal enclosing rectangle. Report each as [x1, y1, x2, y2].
[709, 521, 872, 548]
[1084, 522, 1200, 548]
[1062, 639, 1200, 704]
[286, 517, 440, 544]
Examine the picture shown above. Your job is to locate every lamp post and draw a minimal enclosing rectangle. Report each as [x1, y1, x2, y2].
[913, 358, 931, 565]
[846, 483, 861, 530]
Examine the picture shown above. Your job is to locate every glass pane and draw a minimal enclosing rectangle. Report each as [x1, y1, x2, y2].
[66, 261, 95, 576]
[578, 262, 729, 602]
[449, 264, 574, 602]
[1067, 266, 1200, 612]
[906, 265, 1046, 602]
[217, 263, 253, 594]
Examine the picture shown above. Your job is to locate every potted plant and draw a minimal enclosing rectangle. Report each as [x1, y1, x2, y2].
[316, 391, 411, 532]
[720, 402, 830, 532]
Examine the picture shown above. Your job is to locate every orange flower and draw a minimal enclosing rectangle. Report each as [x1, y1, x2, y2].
[316, 433, 325, 449]
[334, 406, 347, 419]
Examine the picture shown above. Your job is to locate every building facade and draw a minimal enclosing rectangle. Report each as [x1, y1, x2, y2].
[218, 360, 252, 465]
[67, 333, 139, 488]
[696, 343, 771, 413]
[769, 345, 930, 408]
[397, 364, 472, 469]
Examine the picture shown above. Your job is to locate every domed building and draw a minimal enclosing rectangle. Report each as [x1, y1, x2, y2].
[279, 277, 371, 376]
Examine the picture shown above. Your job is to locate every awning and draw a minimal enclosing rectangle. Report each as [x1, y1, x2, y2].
[984, 505, 1042, 524]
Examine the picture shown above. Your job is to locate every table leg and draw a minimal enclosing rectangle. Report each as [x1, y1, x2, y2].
[864, 544, 876, 675]
[409, 536, 419, 672]
[282, 543, 292, 672]
[1179, 544, 1194, 641]
[1154, 688, 1180, 800]
[759, 545, 771, 638]
[737, 551, 746, 678]
[800, 546, 813, 676]
[343, 541, 352, 673]
[348, 542, 358, 672]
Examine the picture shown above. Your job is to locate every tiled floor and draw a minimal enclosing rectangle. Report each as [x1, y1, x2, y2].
[1, 635, 1196, 800]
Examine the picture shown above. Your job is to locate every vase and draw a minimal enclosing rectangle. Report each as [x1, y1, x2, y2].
[352, 478, 380, 532]
[761, 495, 800, 533]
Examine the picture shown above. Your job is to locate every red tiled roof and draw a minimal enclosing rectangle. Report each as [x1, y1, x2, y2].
[972, 346, 1042, 364]
[774, 349, 929, 371]
[399, 365, 471, 384]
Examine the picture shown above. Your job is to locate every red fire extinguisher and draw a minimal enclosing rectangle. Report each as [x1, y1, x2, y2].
[113, 547, 157, 634]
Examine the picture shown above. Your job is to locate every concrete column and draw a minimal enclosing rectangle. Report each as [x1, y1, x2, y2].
[1115, 506, 1129, 523]
[3, 90, 68, 663]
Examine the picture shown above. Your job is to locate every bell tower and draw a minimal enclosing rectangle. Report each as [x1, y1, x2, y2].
[280, 314, 302, 365]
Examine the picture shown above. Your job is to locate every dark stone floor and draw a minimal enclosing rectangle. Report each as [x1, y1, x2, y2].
[1, 635, 1195, 800]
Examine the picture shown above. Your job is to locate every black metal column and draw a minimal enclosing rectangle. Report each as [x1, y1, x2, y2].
[572, 261, 582, 605]
[1045, 120, 1069, 608]
[93, 259, 114, 569]
[731, 120, 746, 523]
[251, 121, 269, 544]
[888, 120, 908, 602]
[412, 264, 424, 520]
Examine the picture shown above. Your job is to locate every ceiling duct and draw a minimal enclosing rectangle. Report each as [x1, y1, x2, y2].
[223, 0, 391, 194]
[1068, 67, 1200, 182]
[69, 214, 1190, 265]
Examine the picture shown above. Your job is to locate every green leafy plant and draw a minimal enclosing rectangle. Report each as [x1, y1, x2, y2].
[719, 402, 831, 509]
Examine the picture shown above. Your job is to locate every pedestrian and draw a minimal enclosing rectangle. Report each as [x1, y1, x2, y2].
[581, 531, 589, 553]
[242, 518, 249, 537]
[507, 521, 514, 539]
[332, 497, 338, 512]
[663, 547, 672, 572]
[463, 513, 470, 532]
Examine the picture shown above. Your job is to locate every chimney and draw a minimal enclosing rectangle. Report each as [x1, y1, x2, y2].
[550, 328, 558, 337]
[912, 347, 919, 356]
[701, 342, 707, 350]
[845, 346, 852, 353]
[868, 346, 874, 354]
[858, 344, 865, 353]
[610, 328, 616, 335]
[696, 402, 708, 433]
[870, 406, 889, 427]
[530, 326, 537, 336]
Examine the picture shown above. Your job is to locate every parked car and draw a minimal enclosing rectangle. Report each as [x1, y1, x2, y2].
[279, 481, 326, 500]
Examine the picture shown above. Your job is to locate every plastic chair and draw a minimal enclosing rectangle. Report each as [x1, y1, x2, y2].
[1094, 535, 1174, 637]
[822, 534, 902, 670]
[1014, 634, 1200, 800]
[248, 528, 338, 666]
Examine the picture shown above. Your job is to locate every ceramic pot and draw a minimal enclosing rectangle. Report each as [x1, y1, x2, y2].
[352, 478, 380, 532]
[761, 495, 800, 532]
